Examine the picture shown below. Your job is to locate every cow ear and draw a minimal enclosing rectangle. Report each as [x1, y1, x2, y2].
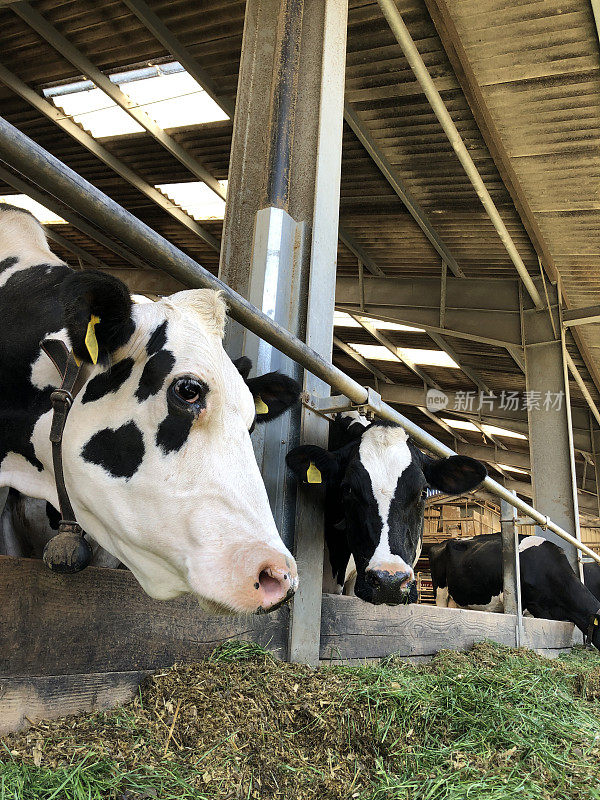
[233, 356, 253, 381]
[246, 372, 301, 423]
[422, 454, 487, 494]
[60, 270, 134, 364]
[286, 445, 340, 485]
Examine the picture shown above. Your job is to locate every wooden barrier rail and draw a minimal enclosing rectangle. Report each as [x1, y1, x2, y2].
[0, 556, 579, 734]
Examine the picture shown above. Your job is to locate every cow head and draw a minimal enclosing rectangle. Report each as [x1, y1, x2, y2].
[286, 416, 486, 605]
[34, 271, 300, 613]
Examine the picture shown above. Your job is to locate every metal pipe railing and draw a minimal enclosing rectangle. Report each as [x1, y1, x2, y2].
[0, 114, 598, 566]
[375, 0, 544, 311]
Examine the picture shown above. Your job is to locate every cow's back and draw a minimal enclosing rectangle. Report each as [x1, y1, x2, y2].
[0, 207, 71, 472]
[430, 534, 504, 608]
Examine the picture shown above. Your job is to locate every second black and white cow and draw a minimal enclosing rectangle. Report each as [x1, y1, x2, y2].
[286, 413, 487, 605]
[0, 204, 301, 614]
[428, 533, 600, 649]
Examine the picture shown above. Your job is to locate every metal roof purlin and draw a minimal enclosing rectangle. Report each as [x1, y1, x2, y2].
[13, 1, 227, 200]
[375, 0, 544, 310]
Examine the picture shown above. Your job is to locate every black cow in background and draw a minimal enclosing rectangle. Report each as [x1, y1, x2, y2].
[584, 561, 600, 604]
[428, 533, 600, 650]
[286, 412, 487, 605]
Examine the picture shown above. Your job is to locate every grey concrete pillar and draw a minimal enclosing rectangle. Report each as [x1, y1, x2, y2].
[219, 0, 348, 663]
[522, 282, 580, 571]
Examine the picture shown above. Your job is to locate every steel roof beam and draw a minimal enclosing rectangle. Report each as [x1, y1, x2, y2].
[43, 227, 106, 270]
[563, 305, 600, 328]
[0, 63, 221, 251]
[13, 2, 227, 200]
[333, 335, 392, 383]
[376, 0, 543, 310]
[343, 103, 464, 278]
[122, 0, 386, 277]
[427, 331, 491, 392]
[0, 164, 152, 272]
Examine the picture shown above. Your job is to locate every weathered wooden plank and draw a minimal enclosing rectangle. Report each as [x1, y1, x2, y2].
[0, 671, 149, 735]
[0, 557, 289, 676]
[319, 595, 577, 660]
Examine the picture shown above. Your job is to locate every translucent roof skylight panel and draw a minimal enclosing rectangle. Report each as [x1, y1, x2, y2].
[482, 424, 527, 441]
[116, 70, 229, 127]
[48, 68, 228, 139]
[156, 181, 227, 220]
[51, 88, 144, 138]
[347, 343, 398, 362]
[333, 311, 424, 332]
[497, 463, 529, 475]
[0, 195, 67, 224]
[398, 348, 459, 368]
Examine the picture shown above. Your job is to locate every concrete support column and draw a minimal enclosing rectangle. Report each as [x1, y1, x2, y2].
[522, 283, 580, 572]
[219, 0, 348, 663]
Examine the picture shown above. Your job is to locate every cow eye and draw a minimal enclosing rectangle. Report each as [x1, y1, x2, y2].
[173, 377, 202, 403]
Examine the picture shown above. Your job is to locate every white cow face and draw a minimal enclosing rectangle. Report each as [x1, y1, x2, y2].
[39, 272, 299, 614]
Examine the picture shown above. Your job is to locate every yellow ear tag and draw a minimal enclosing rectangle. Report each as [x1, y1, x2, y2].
[306, 462, 322, 484]
[85, 314, 100, 364]
[255, 396, 269, 415]
[595, 618, 599, 626]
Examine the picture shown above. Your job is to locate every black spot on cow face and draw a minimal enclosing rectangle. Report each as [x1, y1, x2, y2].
[156, 414, 193, 455]
[0, 256, 18, 273]
[135, 349, 176, 402]
[81, 421, 145, 479]
[156, 375, 209, 454]
[146, 321, 168, 356]
[81, 358, 135, 404]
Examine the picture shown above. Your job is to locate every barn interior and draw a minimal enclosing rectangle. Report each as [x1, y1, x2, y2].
[1, 0, 600, 687]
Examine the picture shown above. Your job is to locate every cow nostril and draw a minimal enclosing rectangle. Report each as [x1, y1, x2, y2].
[256, 566, 295, 610]
[259, 568, 284, 596]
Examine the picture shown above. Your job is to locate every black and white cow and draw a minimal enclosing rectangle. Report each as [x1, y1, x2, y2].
[0, 204, 301, 614]
[428, 533, 600, 649]
[286, 412, 487, 605]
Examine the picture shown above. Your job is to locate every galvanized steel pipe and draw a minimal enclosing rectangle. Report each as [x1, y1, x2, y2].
[0, 114, 598, 565]
[375, 0, 544, 311]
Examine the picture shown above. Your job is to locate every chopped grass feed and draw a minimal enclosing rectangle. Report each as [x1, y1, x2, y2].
[2, 641, 600, 799]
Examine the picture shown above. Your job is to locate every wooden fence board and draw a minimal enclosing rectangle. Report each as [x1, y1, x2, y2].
[320, 595, 578, 660]
[0, 671, 149, 735]
[0, 557, 289, 675]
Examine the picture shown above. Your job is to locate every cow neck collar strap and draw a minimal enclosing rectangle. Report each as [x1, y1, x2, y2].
[40, 338, 92, 574]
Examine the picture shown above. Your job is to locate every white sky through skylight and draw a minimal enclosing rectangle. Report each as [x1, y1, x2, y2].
[46, 63, 229, 139]
[497, 463, 529, 475]
[348, 342, 459, 368]
[0, 195, 67, 224]
[334, 311, 424, 332]
[441, 417, 528, 440]
[156, 181, 227, 220]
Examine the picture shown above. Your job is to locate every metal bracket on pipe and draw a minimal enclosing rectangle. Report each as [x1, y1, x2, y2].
[304, 388, 382, 420]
